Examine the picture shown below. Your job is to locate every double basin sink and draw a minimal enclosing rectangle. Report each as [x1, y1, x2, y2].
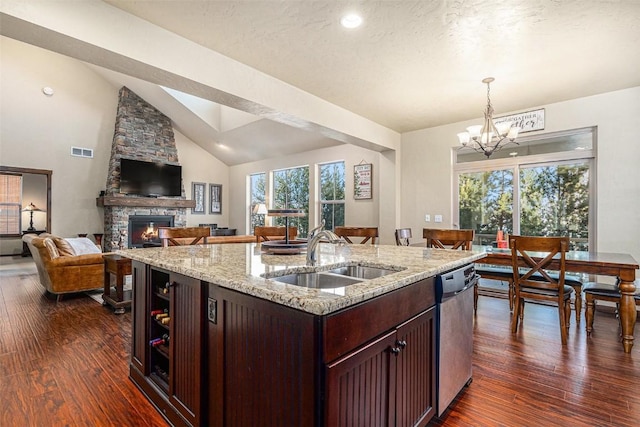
[266, 265, 402, 289]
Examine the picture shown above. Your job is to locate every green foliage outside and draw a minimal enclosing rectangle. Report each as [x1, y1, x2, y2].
[273, 167, 310, 237]
[320, 162, 345, 230]
[459, 163, 590, 250]
[249, 173, 266, 233]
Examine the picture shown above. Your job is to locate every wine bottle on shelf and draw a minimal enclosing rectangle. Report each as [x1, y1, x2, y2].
[150, 308, 168, 317]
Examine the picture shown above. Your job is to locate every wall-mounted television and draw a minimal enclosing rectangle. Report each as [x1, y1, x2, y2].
[119, 158, 182, 197]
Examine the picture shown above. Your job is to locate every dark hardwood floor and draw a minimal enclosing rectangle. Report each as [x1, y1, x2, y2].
[1, 257, 638, 426]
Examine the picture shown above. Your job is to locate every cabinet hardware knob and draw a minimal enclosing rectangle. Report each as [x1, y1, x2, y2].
[396, 340, 407, 348]
[169, 281, 178, 287]
[390, 347, 401, 355]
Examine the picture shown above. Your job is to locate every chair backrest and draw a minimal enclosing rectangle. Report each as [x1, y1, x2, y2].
[334, 227, 378, 245]
[158, 226, 210, 247]
[254, 226, 297, 242]
[509, 235, 569, 293]
[423, 228, 474, 250]
[395, 228, 412, 246]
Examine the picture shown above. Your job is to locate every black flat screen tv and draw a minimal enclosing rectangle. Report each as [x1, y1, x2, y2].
[119, 158, 182, 197]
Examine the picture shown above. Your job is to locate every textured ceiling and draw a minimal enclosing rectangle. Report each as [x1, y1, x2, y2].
[105, 0, 640, 133]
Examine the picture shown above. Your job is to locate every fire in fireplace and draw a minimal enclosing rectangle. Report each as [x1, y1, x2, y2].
[128, 215, 174, 248]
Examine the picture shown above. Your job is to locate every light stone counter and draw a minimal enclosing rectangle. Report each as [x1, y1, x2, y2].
[117, 243, 486, 315]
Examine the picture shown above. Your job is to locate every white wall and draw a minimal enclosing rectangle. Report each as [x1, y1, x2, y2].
[401, 87, 640, 265]
[228, 143, 387, 240]
[0, 36, 228, 254]
[175, 129, 230, 228]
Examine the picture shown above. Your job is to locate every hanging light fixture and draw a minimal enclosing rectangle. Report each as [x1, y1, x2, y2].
[457, 77, 520, 158]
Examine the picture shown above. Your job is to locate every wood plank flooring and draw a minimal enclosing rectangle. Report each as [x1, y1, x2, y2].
[1, 256, 638, 426]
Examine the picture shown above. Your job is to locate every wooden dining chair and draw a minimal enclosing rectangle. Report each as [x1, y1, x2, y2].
[423, 228, 473, 250]
[584, 280, 640, 337]
[254, 226, 297, 243]
[334, 227, 378, 245]
[423, 228, 484, 311]
[510, 235, 573, 345]
[395, 228, 412, 246]
[158, 226, 210, 247]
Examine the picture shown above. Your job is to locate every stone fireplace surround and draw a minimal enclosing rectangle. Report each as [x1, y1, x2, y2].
[101, 87, 192, 252]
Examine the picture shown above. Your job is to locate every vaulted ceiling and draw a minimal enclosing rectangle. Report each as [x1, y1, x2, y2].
[3, 1, 640, 165]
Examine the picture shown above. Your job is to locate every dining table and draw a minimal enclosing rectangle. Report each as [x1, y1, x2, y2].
[414, 242, 639, 353]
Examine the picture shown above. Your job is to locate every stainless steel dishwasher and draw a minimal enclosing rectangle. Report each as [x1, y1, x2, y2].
[435, 264, 478, 416]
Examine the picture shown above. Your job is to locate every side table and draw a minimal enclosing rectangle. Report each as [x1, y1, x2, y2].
[103, 254, 132, 314]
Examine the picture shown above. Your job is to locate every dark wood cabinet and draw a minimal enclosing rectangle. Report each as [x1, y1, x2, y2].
[131, 259, 437, 427]
[325, 308, 436, 427]
[206, 277, 435, 427]
[130, 262, 206, 427]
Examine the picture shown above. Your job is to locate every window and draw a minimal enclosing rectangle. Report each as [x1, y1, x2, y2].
[249, 173, 266, 234]
[319, 161, 345, 230]
[455, 128, 595, 251]
[273, 166, 309, 237]
[0, 173, 22, 236]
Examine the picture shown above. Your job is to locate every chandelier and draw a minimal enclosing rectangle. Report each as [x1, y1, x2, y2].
[457, 77, 520, 158]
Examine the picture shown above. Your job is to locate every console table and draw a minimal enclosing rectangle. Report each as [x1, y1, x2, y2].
[103, 254, 132, 314]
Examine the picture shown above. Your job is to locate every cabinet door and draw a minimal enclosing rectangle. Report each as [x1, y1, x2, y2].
[394, 308, 436, 427]
[325, 330, 397, 427]
[169, 272, 205, 426]
[130, 261, 148, 374]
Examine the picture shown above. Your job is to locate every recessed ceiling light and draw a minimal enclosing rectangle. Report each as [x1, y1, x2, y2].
[341, 13, 362, 29]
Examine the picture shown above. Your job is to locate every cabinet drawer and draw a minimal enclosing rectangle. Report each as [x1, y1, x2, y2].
[323, 277, 435, 362]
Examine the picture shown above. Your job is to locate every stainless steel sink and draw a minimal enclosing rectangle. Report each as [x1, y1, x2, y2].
[269, 272, 363, 289]
[327, 265, 399, 279]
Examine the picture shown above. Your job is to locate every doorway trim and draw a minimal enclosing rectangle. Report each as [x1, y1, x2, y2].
[0, 166, 52, 232]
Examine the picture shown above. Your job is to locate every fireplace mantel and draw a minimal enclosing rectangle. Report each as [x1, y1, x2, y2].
[97, 196, 196, 209]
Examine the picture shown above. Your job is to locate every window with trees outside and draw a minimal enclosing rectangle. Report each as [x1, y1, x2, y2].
[455, 127, 595, 251]
[0, 173, 22, 236]
[273, 166, 309, 237]
[319, 161, 345, 231]
[249, 173, 266, 234]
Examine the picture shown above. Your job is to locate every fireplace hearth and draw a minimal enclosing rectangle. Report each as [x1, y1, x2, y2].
[128, 215, 174, 248]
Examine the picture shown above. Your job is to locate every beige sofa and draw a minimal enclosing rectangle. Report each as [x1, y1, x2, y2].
[22, 233, 105, 301]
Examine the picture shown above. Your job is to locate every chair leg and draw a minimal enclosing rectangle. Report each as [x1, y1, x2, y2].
[511, 295, 522, 333]
[585, 294, 595, 336]
[565, 299, 571, 329]
[558, 303, 568, 345]
[572, 285, 582, 324]
[508, 280, 514, 312]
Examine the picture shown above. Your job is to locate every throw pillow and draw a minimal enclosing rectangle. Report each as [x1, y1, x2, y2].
[64, 237, 101, 255]
[53, 237, 76, 256]
[43, 238, 60, 259]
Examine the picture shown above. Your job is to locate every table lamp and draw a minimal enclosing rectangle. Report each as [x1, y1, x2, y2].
[22, 202, 43, 232]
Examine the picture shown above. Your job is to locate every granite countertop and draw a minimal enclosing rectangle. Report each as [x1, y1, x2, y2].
[117, 243, 486, 315]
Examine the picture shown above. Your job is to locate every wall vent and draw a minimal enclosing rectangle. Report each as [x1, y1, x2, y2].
[71, 146, 93, 158]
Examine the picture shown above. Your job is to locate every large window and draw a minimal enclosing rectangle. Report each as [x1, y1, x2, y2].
[0, 173, 22, 236]
[249, 173, 266, 234]
[273, 166, 309, 237]
[319, 161, 345, 230]
[455, 128, 595, 251]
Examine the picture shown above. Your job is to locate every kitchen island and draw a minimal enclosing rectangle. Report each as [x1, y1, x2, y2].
[119, 242, 485, 427]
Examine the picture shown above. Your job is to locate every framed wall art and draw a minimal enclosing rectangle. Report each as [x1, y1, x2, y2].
[354, 163, 372, 200]
[192, 182, 205, 214]
[210, 183, 222, 214]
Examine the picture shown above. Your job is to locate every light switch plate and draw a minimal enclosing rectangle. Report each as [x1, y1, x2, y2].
[434, 215, 443, 223]
[425, 214, 431, 222]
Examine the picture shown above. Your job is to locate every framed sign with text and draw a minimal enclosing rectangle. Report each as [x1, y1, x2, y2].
[354, 163, 372, 200]
[494, 108, 545, 133]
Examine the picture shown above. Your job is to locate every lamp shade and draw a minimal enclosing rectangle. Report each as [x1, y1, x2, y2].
[22, 202, 43, 212]
[253, 203, 268, 215]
